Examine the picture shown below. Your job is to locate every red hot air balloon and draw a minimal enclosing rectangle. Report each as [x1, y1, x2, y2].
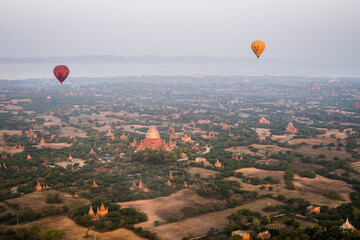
[53, 65, 69, 85]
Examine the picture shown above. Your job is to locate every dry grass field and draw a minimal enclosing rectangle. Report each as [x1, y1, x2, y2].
[5, 215, 146, 240]
[119, 189, 223, 228]
[36, 142, 72, 149]
[253, 128, 271, 140]
[226, 144, 291, 157]
[187, 167, 219, 178]
[233, 168, 352, 206]
[56, 158, 86, 168]
[293, 145, 353, 160]
[130, 197, 283, 240]
[58, 127, 88, 138]
[6, 190, 90, 214]
[351, 162, 360, 173]
[289, 162, 323, 172]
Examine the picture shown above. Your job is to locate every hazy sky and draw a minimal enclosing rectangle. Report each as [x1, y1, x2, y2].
[1, 0, 360, 62]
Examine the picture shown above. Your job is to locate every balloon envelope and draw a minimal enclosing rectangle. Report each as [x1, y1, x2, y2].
[251, 41, 265, 58]
[53, 65, 69, 84]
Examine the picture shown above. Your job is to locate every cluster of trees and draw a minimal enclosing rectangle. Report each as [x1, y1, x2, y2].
[0, 226, 65, 240]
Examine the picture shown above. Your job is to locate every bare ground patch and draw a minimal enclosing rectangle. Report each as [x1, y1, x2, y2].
[58, 127, 88, 138]
[227, 144, 291, 157]
[119, 189, 222, 228]
[253, 128, 271, 140]
[36, 142, 72, 149]
[226, 176, 348, 208]
[6, 190, 90, 213]
[56, 158, 86, 168]
[289, 162, 323, 172]
[134, 198, 283, 240]
[187, 167, 219, 178]
[4, 215, 146, 240]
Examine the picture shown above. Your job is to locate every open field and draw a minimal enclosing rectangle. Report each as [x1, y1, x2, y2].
[293, 145, 353, 160]
[0, 146, 24, 154]
[271, 134, 294, 143]
[293, 175, 352, 202]
[131, 198, 283, 240]
[187, 167, 219, 178]
[36, 142, 72, 149]
[235, 168, 285, 181]
[289, 162, 323, 172]
[6, 190, 90, 214]
[4, 215, 146, 240]
[233, 168, 352, 206]
[58, 127, 88, 138]
[317, 128, 353, 139]
[119, 189, 223, 228]
[351, 162, 360, 173]
[56, 158, 86, 168]
[226, 144, 292, 157]
[288, 137, 339, 145]
[253, 128, 271, 140]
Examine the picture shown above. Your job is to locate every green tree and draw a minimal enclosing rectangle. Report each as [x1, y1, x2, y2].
[284, 169, 294, 181]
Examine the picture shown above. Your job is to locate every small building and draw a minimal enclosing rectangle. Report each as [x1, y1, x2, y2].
[257, 230, 271, 240]
[195, 157, 208, 163]
[307, 206, 320, 214]
[231, 230, 250, 240]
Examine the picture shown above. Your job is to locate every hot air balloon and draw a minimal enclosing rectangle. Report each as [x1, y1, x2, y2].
[53, 65, 69, 85]
[251, 41, 265, 59]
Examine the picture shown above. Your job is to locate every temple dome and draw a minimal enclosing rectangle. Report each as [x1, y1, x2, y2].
[145, 126, 161, 139]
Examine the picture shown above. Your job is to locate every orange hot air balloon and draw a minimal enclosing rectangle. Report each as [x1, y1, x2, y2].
[53, 65, 69, 85]
[251, 41, 265, 59]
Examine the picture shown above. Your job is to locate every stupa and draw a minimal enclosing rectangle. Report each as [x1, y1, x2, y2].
[215, 160, 222, 168]
[181, 134, 192, 143]
[259, 117, 270, 124]
[286, 122, 298, 133]
[306, 81, 320, 90]
[40, 138, 45, 144]
[137, 126, 170, 151]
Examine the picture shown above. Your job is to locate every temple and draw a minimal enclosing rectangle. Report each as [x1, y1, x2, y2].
[40, 138, 45, 144]
[231, 230, 250, 240]
[169, 126, 178, 139]
[286, 122, 298, 133]
[169, 172, 174, 180]
[130, 180, 150, 192]
[181, 134, 192, 143]
[340, 218, 355, 231]
[88, 203, 108, 221]
[120, 133, 128, 140]
[259, 117, 270, 124]
[136, 126, 175, 151]
[26, 128, 37, 139]
[354, 102, 360, 108]
[306, 81, 320, 90]
[27, 154, 32, 160]
[307, 206, 320, 214]
[201, 133, 216, 140]
[257, 230, 271, 240]
[220, 122, 230, 130]
[68, 154, 73, 161]
[92, 181, 98, 188]
[89, 148, 96, 155]
[215, 160, 222, 168]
